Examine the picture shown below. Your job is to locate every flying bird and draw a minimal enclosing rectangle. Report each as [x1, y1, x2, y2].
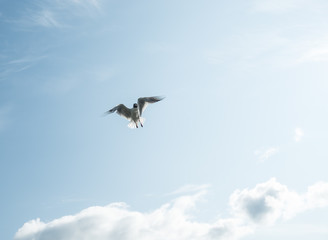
[104, 96, 164, 128]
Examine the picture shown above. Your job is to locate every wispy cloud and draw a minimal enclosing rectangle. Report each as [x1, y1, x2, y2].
[15, 179, 328, 240]
[31, 9, 61, 28]
[297, 38, 328, 63]
[294, 128, 304, 142]
[166, 184, 210, 196]
[11, 0, 104, 29]
[0, 55, 47, 80]
[202, 30, 291, 69]
[252, 0, 328, 14]
[254, 147, 279, 162]
[70, 0, 103, 10]
[251, 0, 306, 13]
[203, 31, 328, 69]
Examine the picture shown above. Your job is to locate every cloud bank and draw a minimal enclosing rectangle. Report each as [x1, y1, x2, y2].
[15, 179, 328, 240]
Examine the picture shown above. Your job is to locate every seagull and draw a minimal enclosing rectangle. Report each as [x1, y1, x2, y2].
[104, 96, 164, 128]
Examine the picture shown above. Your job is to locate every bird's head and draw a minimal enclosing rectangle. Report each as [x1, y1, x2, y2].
[133, 103, 138, 108]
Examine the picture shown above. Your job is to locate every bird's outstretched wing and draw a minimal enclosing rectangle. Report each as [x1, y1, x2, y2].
[105, 104, 131, 120]
[138, 96, 164, 116]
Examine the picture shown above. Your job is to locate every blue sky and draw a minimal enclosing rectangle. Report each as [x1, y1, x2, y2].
[1, 0, 328, 239]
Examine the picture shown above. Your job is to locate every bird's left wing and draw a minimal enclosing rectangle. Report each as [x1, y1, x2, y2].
[104, 104, 131, 120]
[138, 96, 164, 116]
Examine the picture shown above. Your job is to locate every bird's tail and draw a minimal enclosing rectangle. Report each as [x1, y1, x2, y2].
[127, 117, 146, 129]
[127, 121, 137, 129]
[139, 117, 145, 125]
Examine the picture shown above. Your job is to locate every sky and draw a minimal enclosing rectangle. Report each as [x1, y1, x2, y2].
[1, 0, 328, 239]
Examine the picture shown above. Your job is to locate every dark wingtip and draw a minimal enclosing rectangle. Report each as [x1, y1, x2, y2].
[102, 110, 113, 117]
[154, 95, 165, 101]
[102, 112, 109, 117]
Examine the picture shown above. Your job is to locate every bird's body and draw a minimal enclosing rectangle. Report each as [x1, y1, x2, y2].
[129, 104, 144, 128]
[104, 96, 164, 128]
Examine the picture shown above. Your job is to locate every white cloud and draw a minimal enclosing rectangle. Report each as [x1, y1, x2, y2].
[230, 178, 328, 224]
[15, 179, 328, 240]
[15, 194, 213, 240]
[294, 128, 304, 142]
[254, 147, 279, 162]
[230, 178, 301, 223]
[305, 181, 328, 208]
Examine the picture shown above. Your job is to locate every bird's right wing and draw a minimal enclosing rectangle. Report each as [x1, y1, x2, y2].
[105, 104, 131, 120]
[138, 96, 164, 116]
